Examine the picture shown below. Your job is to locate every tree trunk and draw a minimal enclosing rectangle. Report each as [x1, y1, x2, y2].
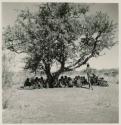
[45, 70, 61, 88]
[43, 60, 64, 88]
[46, 73, 54, 88]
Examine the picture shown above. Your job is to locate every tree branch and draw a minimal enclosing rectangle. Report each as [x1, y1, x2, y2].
[63, 32, 102, 71]
[7, 46, 26, 54]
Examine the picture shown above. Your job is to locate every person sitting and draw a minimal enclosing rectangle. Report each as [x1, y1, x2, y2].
[76, 77, 81, 87]
[39, 77, 45, 88]
[34, 77, 39, 88]
[30, 78, 35, 87]
[54, 79, 60, 88]
[24, 78, 31, 87]
[68, 77, 73, 87]
[90, 73, 98, 85]
[80, 76, 87, 86]
[73, 76, 78, 87]
[58, 79, 63, 88]
[63, 76, 68, 87]
[59, 76, 64, 87]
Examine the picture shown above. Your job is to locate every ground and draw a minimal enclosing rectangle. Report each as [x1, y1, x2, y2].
[2, 83, 118, 123]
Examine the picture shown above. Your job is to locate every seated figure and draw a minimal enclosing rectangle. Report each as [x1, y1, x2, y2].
[24, 78, 31, 87]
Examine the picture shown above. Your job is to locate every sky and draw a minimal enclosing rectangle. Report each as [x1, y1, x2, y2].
[2, 3, 119, 71]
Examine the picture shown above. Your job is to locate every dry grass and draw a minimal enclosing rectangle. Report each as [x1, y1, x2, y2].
[2, 76, 119, 123]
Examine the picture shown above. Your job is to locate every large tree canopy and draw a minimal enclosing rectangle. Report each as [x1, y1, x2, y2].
[3, 3, 117, 87]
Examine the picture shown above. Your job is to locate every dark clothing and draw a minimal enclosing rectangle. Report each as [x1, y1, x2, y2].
[24, 78, 31, 87]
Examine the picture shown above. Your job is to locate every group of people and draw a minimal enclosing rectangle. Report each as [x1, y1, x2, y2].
[24, 75, 89, 89]
[23, 64, 94, 90]
[24, 77, 47, 88]
[54, 75, 88, 88]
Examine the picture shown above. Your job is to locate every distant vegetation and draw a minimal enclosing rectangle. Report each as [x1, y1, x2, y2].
[2, 68, 118, 87]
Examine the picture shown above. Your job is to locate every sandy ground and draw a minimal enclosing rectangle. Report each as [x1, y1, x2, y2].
[2, 84, 119, 123]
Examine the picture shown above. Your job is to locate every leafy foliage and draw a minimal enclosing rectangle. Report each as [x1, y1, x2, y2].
[3, 3, 117, 87]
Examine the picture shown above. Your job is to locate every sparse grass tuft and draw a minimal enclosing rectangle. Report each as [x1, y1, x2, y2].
[3, 99, 9, 109]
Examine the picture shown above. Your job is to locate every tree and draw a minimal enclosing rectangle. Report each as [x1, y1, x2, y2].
[3, 3, 117, 87]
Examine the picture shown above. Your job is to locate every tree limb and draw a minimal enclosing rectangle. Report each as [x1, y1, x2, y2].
[63, 32, 102, 71]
